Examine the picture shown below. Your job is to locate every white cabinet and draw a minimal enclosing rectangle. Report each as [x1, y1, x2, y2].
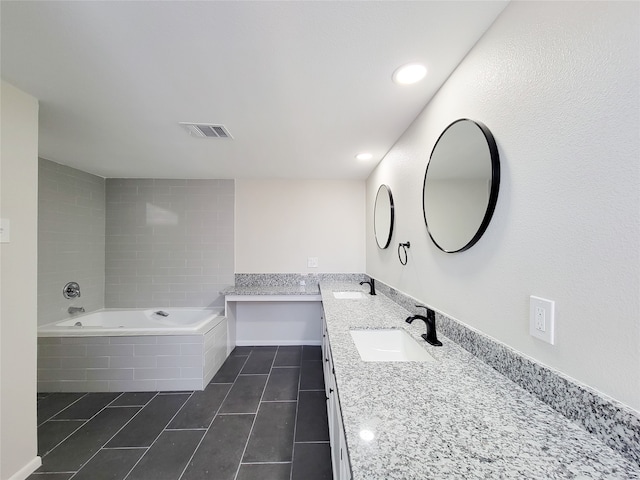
[322, 314, 352, 480]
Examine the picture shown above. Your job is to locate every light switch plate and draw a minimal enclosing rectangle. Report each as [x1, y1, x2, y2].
[307, 257, 318, 268]
[0, 219, 10, 243]
[530, 295, 555, 344]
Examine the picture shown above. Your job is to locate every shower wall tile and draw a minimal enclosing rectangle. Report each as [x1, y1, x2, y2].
[105, 179, 234, 308]
[38, 158, 106, 326]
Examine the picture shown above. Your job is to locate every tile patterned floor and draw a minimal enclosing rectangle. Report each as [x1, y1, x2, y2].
[30, 346, 332, 480]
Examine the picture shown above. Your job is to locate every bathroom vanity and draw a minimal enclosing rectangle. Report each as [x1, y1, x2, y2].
[319, 282, 639, 480]
[221, 276, 639, 478]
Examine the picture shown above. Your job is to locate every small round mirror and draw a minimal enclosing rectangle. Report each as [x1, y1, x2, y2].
[374, 184, 394, 249]
[422, 119, 500, 253]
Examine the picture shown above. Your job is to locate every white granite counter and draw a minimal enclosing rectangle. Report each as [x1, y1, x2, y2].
[221, 284, 320, 296]
[320, 281, 640, 479]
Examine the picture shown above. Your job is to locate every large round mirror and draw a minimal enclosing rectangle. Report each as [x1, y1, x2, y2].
[374, 184, 394, 249]
[422, 119, 499, 253]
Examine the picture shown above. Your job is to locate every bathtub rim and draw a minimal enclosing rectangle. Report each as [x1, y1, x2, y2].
[38, 307, 225, 337]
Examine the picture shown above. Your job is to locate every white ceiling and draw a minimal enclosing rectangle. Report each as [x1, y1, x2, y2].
[1, 1, 508, 180]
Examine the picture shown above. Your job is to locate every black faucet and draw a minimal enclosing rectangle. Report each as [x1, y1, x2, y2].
[406, 305, 442, 346]
[359, 278, 376, 295]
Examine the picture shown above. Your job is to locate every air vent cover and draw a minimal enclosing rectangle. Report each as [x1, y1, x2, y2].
[179, 123, 233, 139]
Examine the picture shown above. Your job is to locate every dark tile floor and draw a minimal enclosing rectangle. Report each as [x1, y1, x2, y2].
[30, 346, 332, 480]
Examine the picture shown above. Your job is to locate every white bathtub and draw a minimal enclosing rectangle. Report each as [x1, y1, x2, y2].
[39, 308, 222, 336]
[37, 308, 230, 392]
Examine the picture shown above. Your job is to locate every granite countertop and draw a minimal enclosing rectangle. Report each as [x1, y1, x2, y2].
[220, 284, 321, 296]
[319, 281, 640, 480]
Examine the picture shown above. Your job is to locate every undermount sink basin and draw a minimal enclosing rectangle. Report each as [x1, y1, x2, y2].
[349, 329, 436, 362]
[333, 291, 366, 299]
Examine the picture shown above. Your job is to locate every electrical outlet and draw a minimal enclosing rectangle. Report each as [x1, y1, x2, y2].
[535, 306, 545, 331]
[307, 257, 318, 268]
[530, 296, 555, 344]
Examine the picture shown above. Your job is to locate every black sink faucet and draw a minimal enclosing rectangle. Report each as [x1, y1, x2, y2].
[406, 305, 442, 346]
[359, 278, 376, 295]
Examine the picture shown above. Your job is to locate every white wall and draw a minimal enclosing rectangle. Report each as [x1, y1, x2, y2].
[236, 179, 365, 273]
[366, 1, 640, 411]
[0, 81, 40, 479]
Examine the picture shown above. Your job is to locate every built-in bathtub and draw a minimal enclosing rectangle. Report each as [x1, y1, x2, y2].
[37, 308, 229, 393]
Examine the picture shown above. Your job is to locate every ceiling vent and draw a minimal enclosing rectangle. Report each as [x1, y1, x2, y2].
[179, 123, 233, 139]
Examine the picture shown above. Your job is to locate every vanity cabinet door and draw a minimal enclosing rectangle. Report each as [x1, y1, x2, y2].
[339, 426, 351, 480]
[322, 315, 351, 480]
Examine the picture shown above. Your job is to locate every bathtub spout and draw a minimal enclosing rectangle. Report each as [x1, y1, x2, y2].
[68, 306, 85, 314]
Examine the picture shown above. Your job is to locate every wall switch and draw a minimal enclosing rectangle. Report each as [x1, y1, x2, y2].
[307, 257, 318, 268]
[530, 296, 555, 344]
[0, 219, 10, 243]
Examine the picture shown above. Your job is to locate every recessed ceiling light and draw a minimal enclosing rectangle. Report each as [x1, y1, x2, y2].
[392, 63, 427, 85]
[356, 153, 373, 161]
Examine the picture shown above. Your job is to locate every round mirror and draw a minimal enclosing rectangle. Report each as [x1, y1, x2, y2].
[422, 119, 500, 253]
[374, 184, 394, 249]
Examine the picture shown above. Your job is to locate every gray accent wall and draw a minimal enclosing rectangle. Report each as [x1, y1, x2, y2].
[105, 179, 234, 308]
[38, 158, 106, 325]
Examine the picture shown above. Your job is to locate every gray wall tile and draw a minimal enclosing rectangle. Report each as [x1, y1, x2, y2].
[39, 163, 234, 316]
[105, 179, 234, 308]
[38, 158, 106, 325]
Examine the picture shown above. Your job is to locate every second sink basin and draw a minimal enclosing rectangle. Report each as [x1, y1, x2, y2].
[333, 291, 366, 299]
[350, 329, 436, 362]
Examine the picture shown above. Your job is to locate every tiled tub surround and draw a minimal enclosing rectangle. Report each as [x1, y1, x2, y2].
[105, 178, 234, 309]
[372, 278, 640, 467]
[37, 314, 228, 393]
[320, 281, 640, 479]
[38, 158, 106, 326]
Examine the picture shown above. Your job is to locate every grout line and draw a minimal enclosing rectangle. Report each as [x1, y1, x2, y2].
[38, 392, 89, 427]
[108, 404, 154, 408]
[289, 350, 303, 480]
[39, 422, 86, 460]
[232, 347, 277, 480]
[240, 461, 293, 465]
[121, 391, 194, 480]
[41, 392, 129, 460]
[101, 446, 149, 450]
[217, 412, 258, 416]
[46, 418, 87, 422]
[177, 352, 250, 480]
[164, 427, 208, 431]
[66, 393, 160, 480]
[31, 471, 77, 475]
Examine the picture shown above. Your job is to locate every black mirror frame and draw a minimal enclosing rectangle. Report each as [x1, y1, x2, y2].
[422, 119, 500, 253]
[374, 184, 395, 249]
